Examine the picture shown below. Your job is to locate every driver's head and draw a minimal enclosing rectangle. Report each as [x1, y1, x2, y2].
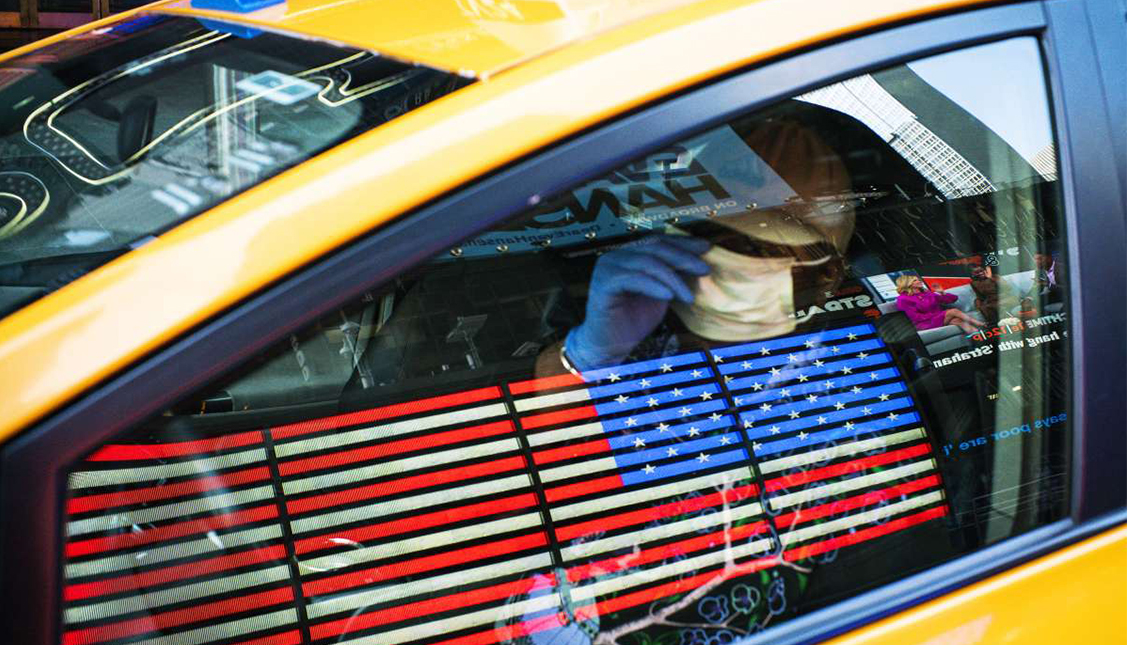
[666, 114, 856, 343]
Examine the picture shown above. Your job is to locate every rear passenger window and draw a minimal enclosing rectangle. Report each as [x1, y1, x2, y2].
[62, 37, 1069, 645]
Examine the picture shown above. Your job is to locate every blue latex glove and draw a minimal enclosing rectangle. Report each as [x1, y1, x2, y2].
[565, 234, 711, 371]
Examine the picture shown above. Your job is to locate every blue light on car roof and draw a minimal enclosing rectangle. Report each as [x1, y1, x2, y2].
[190, 0, 285, 13]
[195, 18, 263, 39]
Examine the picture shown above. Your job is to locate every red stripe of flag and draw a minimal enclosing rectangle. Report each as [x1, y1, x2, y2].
[310, 574, 557, 640]
[65, 504, 278, 559]
[568, 520, 769, 583]
[67, 467, 271, 515]
[432, 613, 566, 645]
[532, 437, 612, 466]
[783, 504, 947, 561]
[302, 532, 548, 597]
[763, 443, 933, 493]
[294, 492, 539, 555]
[575, 557, 778, 621]
[508, 373, 585, 395]
[773, 475, 942, 529]
[520, 405, 597, 431]
[86, 431, 263, 461]
[272, 387, 502, 440]
[571, 506, 946, 621]
[63, 585, 293, 645]
[278, 420, 514, 477]
[65, 544, 286, 601]
[555, 484, 759, 542]
[286, 455, 526, 516]
[543, 475, 622, 503]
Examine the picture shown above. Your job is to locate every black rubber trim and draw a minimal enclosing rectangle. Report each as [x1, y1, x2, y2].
[1042, 0, 1128, 521]
[4, 3, 1124, 644]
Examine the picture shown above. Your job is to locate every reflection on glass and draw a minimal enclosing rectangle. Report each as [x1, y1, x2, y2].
[0, 15, 470, 320]
[61, 37, 1068, 645]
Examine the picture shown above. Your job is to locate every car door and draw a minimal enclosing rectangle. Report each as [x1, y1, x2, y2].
[1, 2, 1124, 644]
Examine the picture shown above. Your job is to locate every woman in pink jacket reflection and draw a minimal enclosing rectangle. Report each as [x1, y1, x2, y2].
[894, 275, 984, 334]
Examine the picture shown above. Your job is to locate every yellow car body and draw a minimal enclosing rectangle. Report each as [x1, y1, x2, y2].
[0, 0, 1123, 643]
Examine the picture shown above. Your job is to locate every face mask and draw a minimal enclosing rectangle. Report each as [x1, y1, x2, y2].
[671, 244, 798, 342]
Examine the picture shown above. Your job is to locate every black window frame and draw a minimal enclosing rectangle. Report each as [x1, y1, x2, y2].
[1, 2, 1125, 644]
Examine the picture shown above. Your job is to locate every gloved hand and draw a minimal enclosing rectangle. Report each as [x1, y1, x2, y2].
[565, 234, 711, 371]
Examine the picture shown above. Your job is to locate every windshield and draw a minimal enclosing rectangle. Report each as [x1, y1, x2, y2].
[0, 14, 472, 319]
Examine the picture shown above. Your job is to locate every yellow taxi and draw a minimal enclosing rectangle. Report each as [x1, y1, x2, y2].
[0, 0, 1124, 644]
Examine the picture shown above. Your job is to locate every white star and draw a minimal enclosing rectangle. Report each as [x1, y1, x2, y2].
[751, 441, 763, 451]
[643, 464, 656, 474]
[789, 411, 800, 419]
[639, 379, 651, 388]
[724, 375, 734, 383]
[625, 417, 638, 427]
[807, 394, 818, 403]
[857, 352, 869, 360]
[752, 382, 763, 391]
[742, 361, 753, 370]
[847, 333, 857, 340]
[869, 372, 879, 381]
[760, 347, 770, 356]
[660, 363, 673, 373]
[832, 346, 841, 353]
[647, 397, 659, 407]
[667, 447, 679, 457]
[798, 431, 809, 440]
[888, 412, 899, 421]
[814, 359, 825, 367]
[688, 426, 701, 436]
[845, 421, 855, 430]
[798, 374, 809, 382]
[841, 367, 853, 375]
[805, 339, 816, 348]
[824, 381, 835, 389]
[608, 373, 621, 382]
[735, 397, 745, 405]
[788, 353, 798, 362]
[768, 425, 781, 435]
[719, 436, 732, 445]
[615, 394, 629, 404]
[760, 403, 772, 412]
[834, 402, 846, 410]
[691, 370, 704, 378]
[851, 386, 863, 394]
[862, 407, 873, 415]
[657, 423, 671, 432]
[781, 388, 792, 397]
[671, 387, 684, 397]
[634, 437, 646, 448]
[879, 393, 890, 401]
[743, 420, 754, 429]
[697, 453, 710, 463]
[817, 416, 827, 424]
[770, 367, 781, 376]
[700, 391, 713, 401]
[713, 354, 724, 363]
[709, 412, 723, 422]
[679, 407, 692, 416]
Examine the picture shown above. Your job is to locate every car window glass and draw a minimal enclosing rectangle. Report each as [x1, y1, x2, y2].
[0, 13, 471, 321]
[61, 37, 1069, 645]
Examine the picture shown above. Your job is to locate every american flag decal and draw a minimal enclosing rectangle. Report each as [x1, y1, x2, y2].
[63, 323, 947, 645]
